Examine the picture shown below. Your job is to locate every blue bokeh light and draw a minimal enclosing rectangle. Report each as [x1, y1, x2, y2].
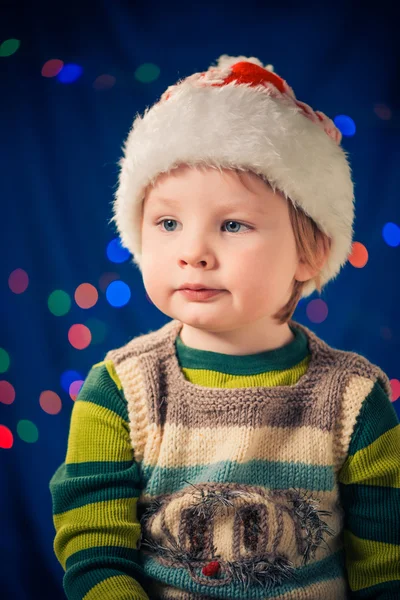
[382, 222, 400, 247]
[333, 114, 356, 137]
[106, 238, 131, 263]
[106, 280, 131, 307]
[57, 64, 83, 84]
[61, 370, 84, 393]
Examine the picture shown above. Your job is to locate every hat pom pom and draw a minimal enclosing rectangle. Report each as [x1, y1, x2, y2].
[210, 54, 275, 73]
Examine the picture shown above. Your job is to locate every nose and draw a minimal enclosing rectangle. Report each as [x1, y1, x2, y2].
[179, 253, 215, 268]
[178, 236, 216, 268]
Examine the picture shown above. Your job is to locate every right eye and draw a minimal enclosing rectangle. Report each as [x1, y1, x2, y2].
[156, 219, 178, 232]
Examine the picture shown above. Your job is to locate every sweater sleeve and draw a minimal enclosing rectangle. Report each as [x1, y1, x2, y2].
[338, 380, 400, 599]
[49, 360, 150, 600]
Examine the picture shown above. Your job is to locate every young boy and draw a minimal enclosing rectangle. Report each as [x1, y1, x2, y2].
[49, 55, 400, 599]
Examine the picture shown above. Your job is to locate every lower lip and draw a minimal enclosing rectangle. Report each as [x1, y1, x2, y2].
[179, 289, 223, 300]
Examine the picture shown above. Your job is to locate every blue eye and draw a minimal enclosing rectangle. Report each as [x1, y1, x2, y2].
[223, 221, 248, 233]
[157, 219, 251, 233]
[159, 219, 177, 232]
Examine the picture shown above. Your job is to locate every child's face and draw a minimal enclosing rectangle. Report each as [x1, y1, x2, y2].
[141, 165, 308, 350]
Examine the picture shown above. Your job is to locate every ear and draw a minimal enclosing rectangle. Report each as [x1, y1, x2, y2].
[294, 235, 331, 283]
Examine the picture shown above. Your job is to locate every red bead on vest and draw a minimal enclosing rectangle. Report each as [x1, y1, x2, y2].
[202, 560, 220, 576]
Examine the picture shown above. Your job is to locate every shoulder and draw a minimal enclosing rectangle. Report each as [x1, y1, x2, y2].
[104, 319, 182, 366]
[333, 346, 391, 401]
[292, 321, 394, 473]
[291, 320, 392, 401]
[334, 349, 392, 403]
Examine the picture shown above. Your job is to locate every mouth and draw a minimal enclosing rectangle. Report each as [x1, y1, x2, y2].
[178, 285, 221, 291]
[178, 288, 224, 299]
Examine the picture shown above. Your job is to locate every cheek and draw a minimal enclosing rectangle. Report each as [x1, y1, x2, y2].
[230, 240, 296, 286]
[228, 244, 273, 275]
[140, 247, 170, 297]
[142, 231, 165, 264]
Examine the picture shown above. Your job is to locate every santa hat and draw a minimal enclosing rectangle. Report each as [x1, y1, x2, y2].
[111, 54, 355, 298]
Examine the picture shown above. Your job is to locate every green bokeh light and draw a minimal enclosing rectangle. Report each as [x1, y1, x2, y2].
[17, 420, 39, 443]
[134, 63, 160, 83]
[0, 348, 10, 373]
[0, 39, 20, 57]
[48, 290, 71, 316]
[85, 317, 108, 345]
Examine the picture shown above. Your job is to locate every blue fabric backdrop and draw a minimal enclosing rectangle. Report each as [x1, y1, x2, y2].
[1, 1, 399, 598]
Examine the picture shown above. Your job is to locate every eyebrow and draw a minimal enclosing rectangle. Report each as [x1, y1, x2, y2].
[150, 197, 181, 207]
[149, 197, 266, 214]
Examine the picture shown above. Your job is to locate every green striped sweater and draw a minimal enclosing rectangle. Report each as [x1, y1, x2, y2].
[49, 318, 400, 599]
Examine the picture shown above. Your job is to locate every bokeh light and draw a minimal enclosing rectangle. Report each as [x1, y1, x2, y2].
[99, 272, 120, 293]
[41, 59, 64, 77]
[93, 74, 116, 90]
[391, 379, 400, 402]
[306, 298, 328, 324]
[68, 324, 92, 349]
[57, 64, 83, 84]
[334, 115, 356, 137]
[348, 242, 368, 268]
[382, 222, 400, 247]
[0, 349, 10, 373]
[48, 290, 71, 316]
[0, 381, 15, 405]
[69, 380, 84, 401]
[85, 317, 108, 344]
[39, 390, 62, 415]
[134, 63, 160, 83]
[0, 39, 20, 57]
[17, 420, 39, 443]
[374, 103, 392, 120]
[106, 280, 131, 307]
[8, 268, 29, 294]
[0, 425, 13, 449]
[61, 370, 84, 393]
[107, 237, 131, 263]
[75, 283, 99, 309]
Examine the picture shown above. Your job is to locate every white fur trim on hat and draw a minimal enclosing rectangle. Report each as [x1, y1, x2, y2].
[111, 57, 355, 298]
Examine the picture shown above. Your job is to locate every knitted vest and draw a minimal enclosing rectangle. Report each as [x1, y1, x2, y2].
[105, 318, 392, 600]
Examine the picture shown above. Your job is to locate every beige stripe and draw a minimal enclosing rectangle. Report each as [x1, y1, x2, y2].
[106, 354, 151, 463]
[333, 374, 375, 474]
[143, 422, 333, 469]
[212, 510, 235, 561]
[163, 493, 193, 543]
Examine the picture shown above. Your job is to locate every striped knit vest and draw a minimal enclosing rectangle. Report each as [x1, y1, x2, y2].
[105, 318, 392, 600]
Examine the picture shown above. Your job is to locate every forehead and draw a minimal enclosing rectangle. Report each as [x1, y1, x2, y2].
[143, 168, 278, 214]
[145, 195, 273, 217]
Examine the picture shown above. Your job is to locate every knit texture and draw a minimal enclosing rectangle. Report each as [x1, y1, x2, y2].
[49, 319, 400, 599]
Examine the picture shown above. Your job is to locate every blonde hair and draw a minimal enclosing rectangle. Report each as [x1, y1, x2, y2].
[234, 169, 332, 325]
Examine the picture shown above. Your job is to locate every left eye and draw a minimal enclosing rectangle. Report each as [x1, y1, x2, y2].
[223, 221, 250, 233]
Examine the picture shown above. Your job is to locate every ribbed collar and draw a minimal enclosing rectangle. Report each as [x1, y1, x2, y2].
[174, 324, 309, 375]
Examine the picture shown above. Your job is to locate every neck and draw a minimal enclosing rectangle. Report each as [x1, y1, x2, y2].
[179, 320, 295, 356]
